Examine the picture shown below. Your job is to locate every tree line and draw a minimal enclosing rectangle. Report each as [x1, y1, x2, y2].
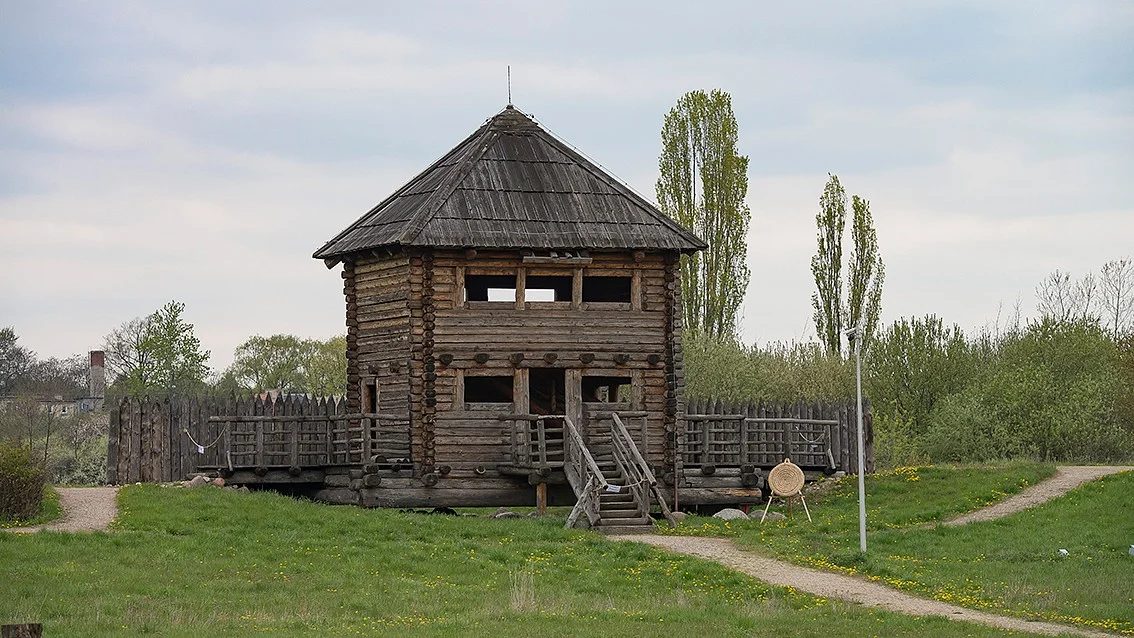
[656, 87, 1131, 466]
[682, 263, 1134, 465]
[1, 307, 346, 483]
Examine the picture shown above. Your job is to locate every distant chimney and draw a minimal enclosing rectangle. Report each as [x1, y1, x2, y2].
[89, 350, 106, 400]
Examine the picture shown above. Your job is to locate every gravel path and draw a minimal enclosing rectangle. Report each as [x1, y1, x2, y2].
[944, 465, 1132, 526]
[617, 535, 1114, 637]
[4, 487, 119, 533]
[611, 466, 1134, 637]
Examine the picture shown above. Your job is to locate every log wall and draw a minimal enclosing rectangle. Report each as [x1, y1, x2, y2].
[423, 249, 674, 491]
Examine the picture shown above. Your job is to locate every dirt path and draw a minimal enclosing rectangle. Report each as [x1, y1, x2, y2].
[618, 535, 1114, 637]
[4, 487, 119, 533]
[944, 465, 1132, 526]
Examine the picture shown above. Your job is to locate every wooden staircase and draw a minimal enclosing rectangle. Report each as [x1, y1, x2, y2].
[592, 462, 656, 534]
[562, 414, 675, 534]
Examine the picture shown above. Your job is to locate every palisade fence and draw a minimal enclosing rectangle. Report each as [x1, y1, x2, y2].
[107, 395, 352, 484]
[683, 398, 873, 474]
[108, 395, 873, 485]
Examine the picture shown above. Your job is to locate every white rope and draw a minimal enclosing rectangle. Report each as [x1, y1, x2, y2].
[183, 421, 230, 450]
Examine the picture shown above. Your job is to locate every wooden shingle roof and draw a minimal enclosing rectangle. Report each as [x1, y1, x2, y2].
[313, 106, 706, 263]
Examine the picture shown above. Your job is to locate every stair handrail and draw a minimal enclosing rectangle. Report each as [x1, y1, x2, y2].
[562, 415, 611, 529]
[562, 415, 609, 491]
[612, 413, 677, 527]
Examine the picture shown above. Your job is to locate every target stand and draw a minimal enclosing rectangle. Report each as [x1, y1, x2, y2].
[761, 458, 811, 523]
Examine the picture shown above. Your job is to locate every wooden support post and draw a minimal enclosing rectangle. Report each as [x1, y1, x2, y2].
[535, 481, 547, 516]
[571, 268, 582, 310]
[536, 418, 547, 465]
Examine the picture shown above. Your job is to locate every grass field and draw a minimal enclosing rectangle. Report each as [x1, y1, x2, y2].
[0, 485, 1033, 637]
[668, 463, 1134, 636]
[0, 485, 61, 528]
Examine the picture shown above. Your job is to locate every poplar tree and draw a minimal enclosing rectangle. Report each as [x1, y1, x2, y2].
[847, 195, 885, 348]
[656, 89, 751, 340]
[811, 176, 885, 356]
[811, 175, 846, 355]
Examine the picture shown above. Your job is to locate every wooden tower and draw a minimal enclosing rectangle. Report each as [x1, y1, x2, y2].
[313, 106, 706, 529]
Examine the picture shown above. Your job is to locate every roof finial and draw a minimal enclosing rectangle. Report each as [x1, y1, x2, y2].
[507, 65, 512, 106]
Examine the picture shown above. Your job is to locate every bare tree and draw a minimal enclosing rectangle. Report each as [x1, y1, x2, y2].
[1099, 258, 1134, 339]
[103, 315, 153, 390]
[1036, 269, 1098, 324]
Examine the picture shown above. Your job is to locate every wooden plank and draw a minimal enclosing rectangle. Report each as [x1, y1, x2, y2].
[106, 405, 119, 484]
[128, 397, 141, 483]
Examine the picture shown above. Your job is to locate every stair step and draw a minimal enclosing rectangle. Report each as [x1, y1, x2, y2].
[593, 523, 656, 535]
[598, 508, 645, 519]
[599, 493, 635, 503]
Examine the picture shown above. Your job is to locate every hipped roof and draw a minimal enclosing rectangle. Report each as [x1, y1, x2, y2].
[313, 106, 706, 264]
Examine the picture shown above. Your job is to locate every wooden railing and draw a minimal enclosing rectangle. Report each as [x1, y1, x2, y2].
[205, 411, 410, 470]
[682, 398, 872, 474]
[562, 415, 610, 529]
[107, 396, 415, 483]
[502, 414, 566, 469]
[611, 413, 675, 527]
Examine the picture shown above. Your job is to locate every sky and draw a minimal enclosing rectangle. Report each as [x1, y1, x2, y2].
[2, 1, 1132, 372]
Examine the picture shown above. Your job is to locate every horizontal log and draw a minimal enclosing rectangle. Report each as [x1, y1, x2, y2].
[660, 487, 763, 505]
[355, 484, 577, 508]
[206, 413, 408, 423]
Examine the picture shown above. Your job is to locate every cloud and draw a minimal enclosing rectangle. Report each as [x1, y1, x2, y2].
[1, 0, 1131, 371]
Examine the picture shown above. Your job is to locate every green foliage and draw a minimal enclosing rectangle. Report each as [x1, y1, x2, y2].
[143, 301, 211, 396]
[865, 315, 974, 436]
[304, 335, 348, 396]
[0, 328, 39, 395]
[811, 177, 885, 357]
[229, 334, 313, 393]
[686, 311, 1133, 466]
[683, 333, 851, 403]
[847, 195, 884, 348]
[938, 319, 1132, 461]
[811, 175, 846, 356]
[0, 441, 46, 522]
[657, 89, 751, 340]
[225, 334, 346, 395]
[104, 301, 211, 397]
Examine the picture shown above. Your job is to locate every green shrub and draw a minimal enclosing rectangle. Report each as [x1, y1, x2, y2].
[0, 441, 47, 522]
[872, 407, 929, 468]
[51, 447, 107, 485]
[924, 392, 1011, 462]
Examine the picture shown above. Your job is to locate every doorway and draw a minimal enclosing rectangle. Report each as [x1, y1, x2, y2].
[528, 368, 566, 415]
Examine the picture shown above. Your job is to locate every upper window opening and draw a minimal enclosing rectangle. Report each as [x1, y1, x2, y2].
[583, 276, 631, 303]
[464, 375, 514, 403]
[582, 376, 632, 403]
[466, 274, 516, 302]
[526, 275, 572, 303]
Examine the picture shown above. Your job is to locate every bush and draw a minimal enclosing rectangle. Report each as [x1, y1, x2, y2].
[872, 408, 929, 468]
[0, 441, 47, 522]
[51, 443, 108, 485]
[924, 392, 1011, 462]
[684, 333, 851, 402]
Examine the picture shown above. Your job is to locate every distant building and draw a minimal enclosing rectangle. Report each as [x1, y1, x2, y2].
[0, 350, 107, 415]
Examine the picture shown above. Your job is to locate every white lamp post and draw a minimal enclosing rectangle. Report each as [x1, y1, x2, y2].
[847, 321, 867, 552]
